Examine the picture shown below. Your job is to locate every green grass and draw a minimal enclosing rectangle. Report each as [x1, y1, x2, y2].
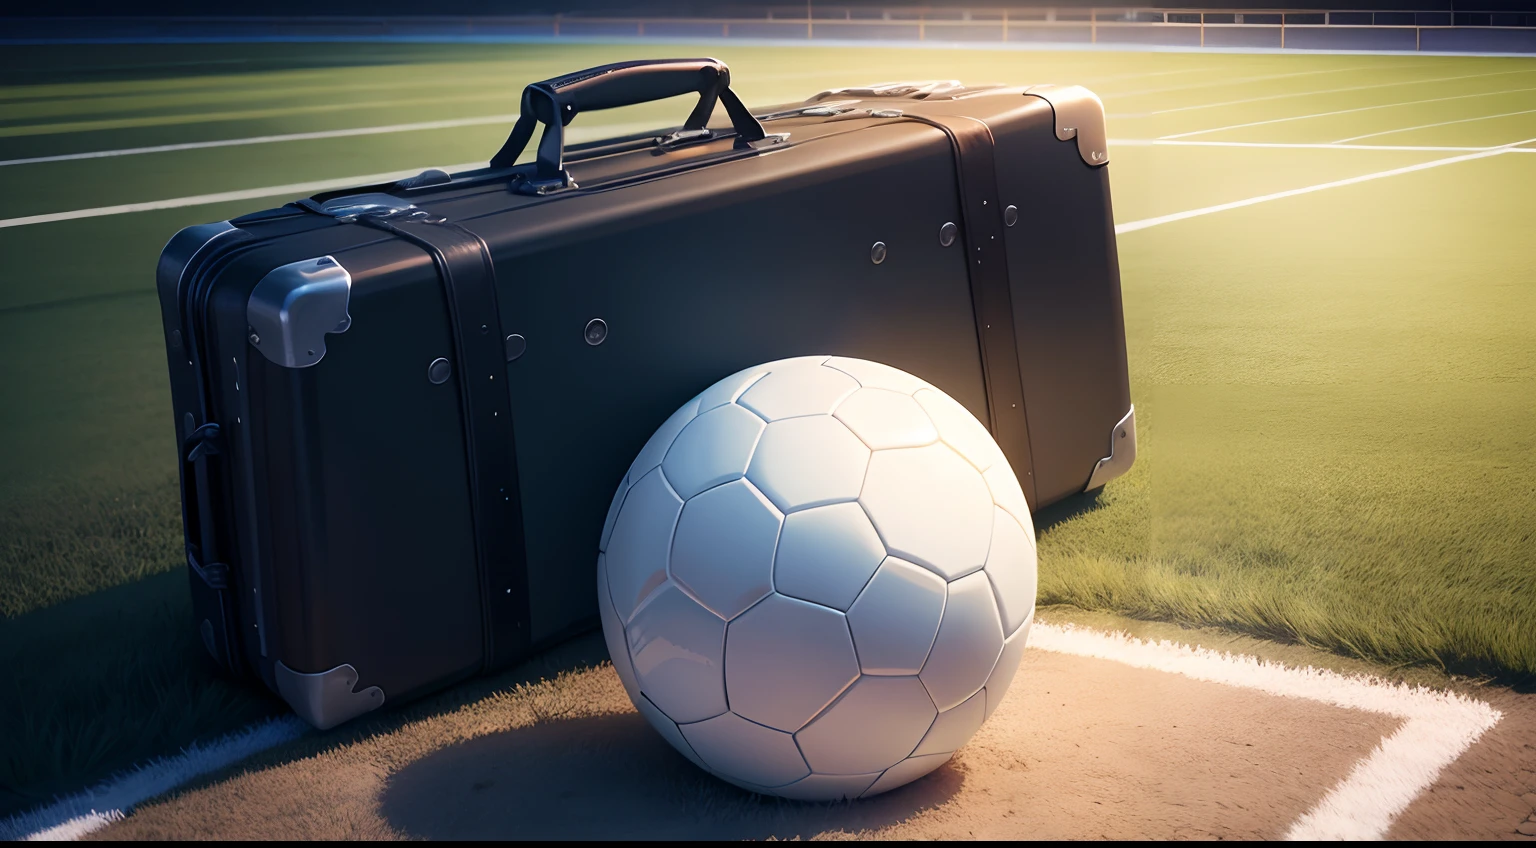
[0, 40, 1533, 813]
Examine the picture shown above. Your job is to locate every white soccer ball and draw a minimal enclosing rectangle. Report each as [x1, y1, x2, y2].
[597, 356, 1036, 801]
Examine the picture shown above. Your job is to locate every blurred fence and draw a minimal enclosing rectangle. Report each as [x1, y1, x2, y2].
[8, 8, 1536, 53]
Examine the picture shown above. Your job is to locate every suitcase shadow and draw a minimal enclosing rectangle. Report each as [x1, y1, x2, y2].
[1032, 487, 1107, 533]
[377, 709, 964, 840]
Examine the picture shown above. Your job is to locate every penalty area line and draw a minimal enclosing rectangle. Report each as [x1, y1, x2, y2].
[1113, 139, 1535, 236]
[1029, 621, 1502, 840]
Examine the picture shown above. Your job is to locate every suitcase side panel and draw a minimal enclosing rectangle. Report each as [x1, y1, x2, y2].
[206, 236, 486, 707]
[485, 123, 987, 644]
[993, 104, 1133, 507]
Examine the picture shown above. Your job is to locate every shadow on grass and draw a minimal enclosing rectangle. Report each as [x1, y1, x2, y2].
[0, 570, 284, 820]
[1033, 487, 1106, 533]
[378, 709, 964, 840]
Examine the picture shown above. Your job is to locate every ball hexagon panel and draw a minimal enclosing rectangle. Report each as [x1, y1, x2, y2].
[984, 508, 1037, 637]
[662, 403, 765, 501]
[864, 752, 952, 798]
[773, 502, 887, 612]
[696, 365, 769, 414]
[795, 675, 937, 775]
[983, 462, 1031, 529]
[846, 557, 946, 676]
[605, 467, 684, 623]
[599, 472, 629, 554]
[634, 691, 707, 771]
[670, 478, 781, 621]
[626, 583, 727, 724]
[984, 610, 1033, 722]
[823, 356, 929, 396]
[737, 362, 860, 421]
[919, 571, 1005, 712]
[747, 416, 870, 513]
[678, 711, 811, 789]
[772, 772, 882, 801]
[860, 442, 994, 581]
[628, 396, 701, 483]
[724, 593, 860, 732]
[912, 687, 985, 757]
[913, 388, 1005, 473]
[596, 554, 640, 701]
[833, 388, 940, 451]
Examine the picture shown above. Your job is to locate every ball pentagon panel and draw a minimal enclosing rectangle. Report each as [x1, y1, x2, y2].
[662, 403, 765, 501]
[724, 593, 859, 732]
[747, 416, 870, 513]
[737, 361, 859, 421]
[794, 675, 937, 775]
[670, 478, 781, 620]
[626, 583, 727, 724]
[846, 557, 946, 676]
[919, 571, 1005, 712]
[773, 502, 887, 612]
[860, 442, 994, 581]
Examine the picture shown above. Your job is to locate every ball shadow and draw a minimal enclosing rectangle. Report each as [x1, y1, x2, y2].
[379, 710, 964, 840]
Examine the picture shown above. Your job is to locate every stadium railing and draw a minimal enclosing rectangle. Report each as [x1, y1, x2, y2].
[8, 8, 1536, 53]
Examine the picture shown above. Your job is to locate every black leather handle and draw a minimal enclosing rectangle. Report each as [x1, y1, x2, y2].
[489, 58, 768, 184]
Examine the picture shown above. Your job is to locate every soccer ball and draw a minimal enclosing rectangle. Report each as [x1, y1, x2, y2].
[597, 356, 1036, 801]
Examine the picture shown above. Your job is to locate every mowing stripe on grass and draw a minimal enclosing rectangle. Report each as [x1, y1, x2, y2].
[1029, 623, 1502, 840]
[1142, 66, 1536, 116]
[4, 623, 1497, 840]
[1114, 139, 1533, 235]
[1159, 84, 1536, 139]
[1109, 137, 1536, 152]
[1102, 63, 1404, 100]
[0, 716, 307, 842]
[1333, 107, 1536, 143]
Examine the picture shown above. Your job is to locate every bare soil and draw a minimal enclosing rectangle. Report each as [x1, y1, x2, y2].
[89, 629, 1536, 841]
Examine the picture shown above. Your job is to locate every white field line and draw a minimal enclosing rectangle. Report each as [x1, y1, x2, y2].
[0, 716, 307, 842]
[1160, 84, 1536, 139]
[0, 117, 674, 168]
[1029, 622, 1503, 840]
[1110, 137, 1536, 153]
[1113, 138, 1535, 235]
[1141, 66, 1536, 117]
[4, 133, 1533, 233]
[0, 114, 518, 167]
[1334, 107, 1536, 143]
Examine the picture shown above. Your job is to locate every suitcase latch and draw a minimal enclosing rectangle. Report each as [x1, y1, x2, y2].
[187, 546, 230, 590]
[184, 422, 223, 462]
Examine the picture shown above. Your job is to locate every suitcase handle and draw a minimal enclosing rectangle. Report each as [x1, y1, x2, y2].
[489, 58, 768, 185]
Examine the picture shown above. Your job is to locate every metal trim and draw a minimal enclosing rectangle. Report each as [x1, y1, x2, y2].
[1022, 85, 1110, 167]
[247, 256, 353, 369]
[274, 662, 385, 730]
[1085, 406, 1136, 491]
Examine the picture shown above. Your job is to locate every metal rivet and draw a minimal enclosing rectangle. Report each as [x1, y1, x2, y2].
[480, 324, 489, 334]
[584, 318, 608, 346]
[982, 199, 988, 206]
[870, 241, 887, 264]
[505, 333, 526, 361]
[939, 222, 957, 247]
[1004, 205, 1019, 227]
[428, 357, 451, 384]
[248, 332, 261, 345]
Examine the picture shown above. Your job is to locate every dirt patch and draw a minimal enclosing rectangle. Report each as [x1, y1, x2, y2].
[1388, 684, 1536, 840]
[92, 644, 1409, 840]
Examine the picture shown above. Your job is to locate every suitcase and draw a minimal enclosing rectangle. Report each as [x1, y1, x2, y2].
[157, 58, 1134, 730]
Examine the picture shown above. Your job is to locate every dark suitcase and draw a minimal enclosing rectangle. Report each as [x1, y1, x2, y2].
[157, 58, 1134, 730]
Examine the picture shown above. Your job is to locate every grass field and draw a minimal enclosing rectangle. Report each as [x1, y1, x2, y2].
[1, 39, 1533, 817]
